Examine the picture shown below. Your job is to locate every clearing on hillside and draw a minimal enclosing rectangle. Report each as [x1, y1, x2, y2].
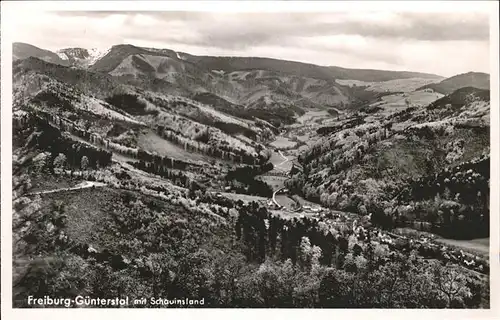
[137, 130, 213, 163]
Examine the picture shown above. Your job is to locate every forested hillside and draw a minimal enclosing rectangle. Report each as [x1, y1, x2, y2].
[286, 87, 490, 240]
[12, 41, 490, 309]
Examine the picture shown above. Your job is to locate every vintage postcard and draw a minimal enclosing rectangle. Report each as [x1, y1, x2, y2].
[1, 1, 499, 319]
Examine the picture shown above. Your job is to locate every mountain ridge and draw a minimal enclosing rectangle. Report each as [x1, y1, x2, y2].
[13, 42, 70, 66]
[13, 42, 489, 128]
[14, 42, 444, 81]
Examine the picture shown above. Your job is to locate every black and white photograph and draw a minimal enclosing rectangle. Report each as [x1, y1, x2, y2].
[1, 0, 499, 315]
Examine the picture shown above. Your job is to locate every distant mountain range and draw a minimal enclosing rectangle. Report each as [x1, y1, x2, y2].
[12, 42, 490, 126]
[14, 42, 443, 80]
[9, 43, 430, 123]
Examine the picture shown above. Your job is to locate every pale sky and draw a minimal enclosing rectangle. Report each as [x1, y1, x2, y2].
[10, 10, 491, 77]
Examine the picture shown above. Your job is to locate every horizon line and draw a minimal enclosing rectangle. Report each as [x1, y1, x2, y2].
[14, 40, 492, 78]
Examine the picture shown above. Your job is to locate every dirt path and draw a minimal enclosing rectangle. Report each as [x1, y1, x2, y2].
[272, 188, 284, 207]
[277, 150, 289, 167]
[26, 181, 107, 196]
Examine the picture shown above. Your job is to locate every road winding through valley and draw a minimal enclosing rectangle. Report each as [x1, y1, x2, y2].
[276, 150, 289, 168]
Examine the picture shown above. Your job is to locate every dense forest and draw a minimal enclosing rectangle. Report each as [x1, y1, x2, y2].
[13, 181, 488, 308]
[286, 88, 490, 240]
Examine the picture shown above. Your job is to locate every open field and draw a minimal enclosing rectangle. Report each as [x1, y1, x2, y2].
[435, 237, 490, 256]
[296, 110, 331, 124]
[269, 150, 286, 167]
[219, 192, 268, 203]
[268, 150, 294, 171]
[30, 174, 79, 193]
[137, 130, 211, 163]
[269, 209, 314, 220]
[259, 175, 288, 190]
[293, 194, 324, 209]
[275, 194, 297, 210]
[371, 90, 444, 110]
[270, 136, 297, 149]
[335, 77, 442, 93]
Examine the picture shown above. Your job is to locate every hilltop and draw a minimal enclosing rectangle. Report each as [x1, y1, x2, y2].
[417, 72, 490, 95]
[13, 42, 69, 66]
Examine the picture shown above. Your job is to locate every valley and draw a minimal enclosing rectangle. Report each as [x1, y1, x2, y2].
[11, 42, 491, 308]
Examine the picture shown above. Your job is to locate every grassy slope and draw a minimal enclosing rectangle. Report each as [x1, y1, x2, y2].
[136, 130, 213, 163]
[434, 238, 489, 256]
